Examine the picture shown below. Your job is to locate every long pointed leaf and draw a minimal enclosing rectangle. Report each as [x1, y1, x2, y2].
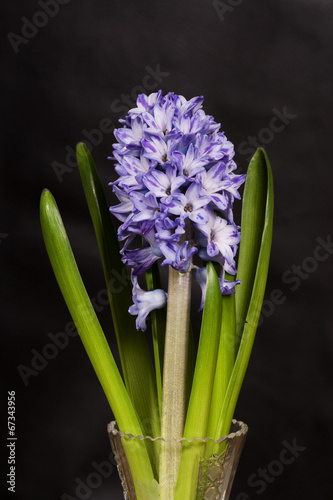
[76, 143, 160, 471]
[205, 286, 236, 458]
[212, 148, 274, 441]
[145, 262, 166, 418]
[235, 148, 268, 342]
[40, 189, 155, 492]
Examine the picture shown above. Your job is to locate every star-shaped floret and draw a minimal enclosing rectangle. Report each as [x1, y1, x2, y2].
[197, 209, 240, 270]
[167, 182, 211, 224]
[143, 165, 186, 203]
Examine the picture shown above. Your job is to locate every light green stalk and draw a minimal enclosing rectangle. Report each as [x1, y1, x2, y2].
[159, 265, 192, 498]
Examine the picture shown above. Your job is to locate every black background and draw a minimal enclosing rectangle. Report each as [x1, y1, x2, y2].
[2, 1, 333, 499]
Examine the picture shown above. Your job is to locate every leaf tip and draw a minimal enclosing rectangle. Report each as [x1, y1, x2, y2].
[76, 142, 90, 156]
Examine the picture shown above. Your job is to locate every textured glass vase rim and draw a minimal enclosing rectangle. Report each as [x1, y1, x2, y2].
[107, 419, 248, 444]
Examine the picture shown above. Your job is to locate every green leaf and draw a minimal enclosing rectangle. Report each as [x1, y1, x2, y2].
[174, 263, 222, 500]
[76, 142, 130, 341]
[39, 189, 155, 493]
[212, 148, 274, 440]
[145, 262, 166, 418]
[235, 148, 271, 342]
[204, 284, 236, 458]
[76, 143, 160, 472]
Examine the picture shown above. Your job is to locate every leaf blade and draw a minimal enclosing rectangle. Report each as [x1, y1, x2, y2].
[235, 148, 269, 341]
[40, 188, 155, 493]
[204, 286, 236, 458]
[76, 143, 161, 470]
[212, 148, 274, 440]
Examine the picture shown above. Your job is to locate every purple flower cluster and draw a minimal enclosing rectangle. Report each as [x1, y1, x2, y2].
[109, 91, 245, 327]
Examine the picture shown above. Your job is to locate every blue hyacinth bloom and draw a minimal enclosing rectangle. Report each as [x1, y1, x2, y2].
[109, 91, 245, 328]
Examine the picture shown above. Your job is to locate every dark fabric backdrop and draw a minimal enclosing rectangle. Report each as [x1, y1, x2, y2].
[2, 0, 333, 499]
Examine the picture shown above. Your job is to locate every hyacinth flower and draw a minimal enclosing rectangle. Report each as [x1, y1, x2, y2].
[40, 91, 273, 499]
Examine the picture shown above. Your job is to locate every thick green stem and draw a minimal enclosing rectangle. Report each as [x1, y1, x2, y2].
[159, 265, 192, 497]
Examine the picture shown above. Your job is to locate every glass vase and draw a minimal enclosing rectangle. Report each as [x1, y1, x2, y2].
[107, 419, 248, 500]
